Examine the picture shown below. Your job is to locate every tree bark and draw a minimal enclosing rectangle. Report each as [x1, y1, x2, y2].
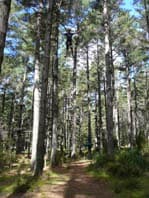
[96, 42, 103, 151]
[31, 0, 55, 176]
[71, 38, 78, 158]
[126, 65, 134, 147]
[103, 0, 114, 154]
[31, 6, 42, 173]
[113, 85, 120, 148]
[123, 50, 134, 147]
[33, 0, 54, 176]
[145, 71, 149, 142]
[143, 0, 149, 37]
[95, 92, 99, 150]
[8, 93, 15, 137]
[133, 74, 138, 139]
[86, 45, 92, 158]
[1, 87, 6, 115]
[50, 13, 59, 166]
[0, 0, 11, 73]
[16, 60, 27, 154]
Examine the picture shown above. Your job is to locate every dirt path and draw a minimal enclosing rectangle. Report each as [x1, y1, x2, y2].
[7, 160, 114, 198]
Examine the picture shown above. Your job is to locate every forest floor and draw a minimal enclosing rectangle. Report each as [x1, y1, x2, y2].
[0, 159, 115, 198]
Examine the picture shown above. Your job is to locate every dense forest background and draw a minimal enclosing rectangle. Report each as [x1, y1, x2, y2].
[0, 0, 149, 183]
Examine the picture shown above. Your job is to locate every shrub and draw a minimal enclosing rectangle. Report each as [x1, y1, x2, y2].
[0, 143, 16, 171]
[136, 131, 146, 151]
[113, 178, 140, 194]
[106, 161, 122, 176]
[92, 153, 113, 169]
[92, 149, 148, 177]
[114, 149, 146, 177]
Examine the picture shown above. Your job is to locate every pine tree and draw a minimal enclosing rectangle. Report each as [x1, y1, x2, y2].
[50, 6, 59, 167]
[31, 0, 55, 176]
[0, 0, 11, 73]
[103, 0, 114, 154]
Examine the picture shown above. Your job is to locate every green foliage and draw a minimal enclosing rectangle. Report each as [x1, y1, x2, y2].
[92, 152, 113, 169]
[0, 157, 31, 194]
[0, 143, 16, 171]
[12, 175, 36, 194]
[53, 150, 65, 166]
[0, 172, 35, 195]
[112, 175, 149, 198]
[92, 149, 148, 177]
[89, 149, 149, 198]
[113, 178, 140, 194]
[136, 131, 146, 151]
[0, 150, 7, 169]
[110, 149, 146, 177]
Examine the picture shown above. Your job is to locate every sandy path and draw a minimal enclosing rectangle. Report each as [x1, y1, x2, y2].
[6, 160, 114, 198]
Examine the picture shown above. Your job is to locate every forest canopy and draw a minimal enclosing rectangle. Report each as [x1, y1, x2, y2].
[0, 0, 149, 178]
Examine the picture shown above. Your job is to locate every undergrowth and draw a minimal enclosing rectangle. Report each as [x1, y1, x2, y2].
[88, 148, 149, 198]
[0, 154, 69, 197]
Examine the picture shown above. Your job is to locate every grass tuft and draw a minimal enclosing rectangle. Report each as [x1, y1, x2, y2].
[88, 149, 149, 198]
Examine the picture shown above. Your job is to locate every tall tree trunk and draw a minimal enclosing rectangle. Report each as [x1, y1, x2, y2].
[66, 96, 71, 153]
[31, 6, 42, 173]
[63, 95, 67, 150]
[123, 50, 134, 147]
[46, 79, 53, 158]
[145, 71, 149, 142]
[1, 87, 6, 115]
[78, 106, 83, 155]
[103, 0, 114, 154]
[133, 75, 138, 139]
[71, 38, 78, 158]
[95, 92, 99, 150]
[0, 0, 11, 73]
[50, 13, 59, 166]
[86, 46, 92, 158]
[143, 0, 149, 37]
[103, 75, 107, 152]
[113, 85, 120, 148]
[8, 93, 15, 137]
[33, 0, 54, 176]
[126, 65, 134, 147]
[96, 42, 103, 151]
[16, 60, 27, 154]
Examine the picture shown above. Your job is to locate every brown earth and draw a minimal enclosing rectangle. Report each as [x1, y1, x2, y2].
[3, 160, 115, 198]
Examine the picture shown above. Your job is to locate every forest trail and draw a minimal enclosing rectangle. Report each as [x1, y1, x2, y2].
[8, 160, 114, 198]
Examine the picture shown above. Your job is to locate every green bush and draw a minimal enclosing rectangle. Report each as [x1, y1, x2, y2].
[92, 153, 112, 169]
[113, 149, 146, 177]
[0, 143, 16, 171]
[136, 131, 146, 151]
[0, 150, 7, 168]
[113, 178, 140, 194]
[106, 161, 122, 176]
[92, 149, 148, 177]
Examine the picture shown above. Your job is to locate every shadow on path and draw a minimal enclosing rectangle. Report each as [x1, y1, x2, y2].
[6, 176, 37, 198]
[55, 160, 114, 198]
[5, 160, 114, 198]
